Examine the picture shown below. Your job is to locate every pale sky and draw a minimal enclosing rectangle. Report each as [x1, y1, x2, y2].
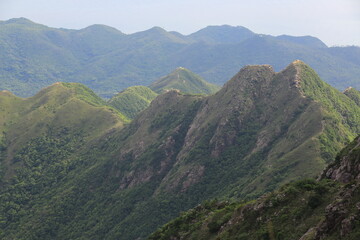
[1, 0, 359, 46]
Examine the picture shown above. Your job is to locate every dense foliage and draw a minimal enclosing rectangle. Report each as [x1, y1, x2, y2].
[0, 62, 359, 239]
[149, 179, 340, 240]
[150, 136, 360, 239]
[108, 86, 158, 119]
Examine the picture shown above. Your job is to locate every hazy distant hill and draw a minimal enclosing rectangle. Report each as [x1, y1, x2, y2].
[0, 18, 359, 98]
[1, 61, 359, 239]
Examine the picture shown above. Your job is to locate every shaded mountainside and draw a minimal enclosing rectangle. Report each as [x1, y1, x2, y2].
[0, 62, 359, 240]
[108, 86, 158, 119]
[149, 67, 220, 94]
[149, 136, 360, 240]
[1, 18, 360, 98]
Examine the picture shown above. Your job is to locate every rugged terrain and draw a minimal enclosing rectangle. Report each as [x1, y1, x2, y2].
[149, 136, 360, 240]
[0, 61, 359, 239]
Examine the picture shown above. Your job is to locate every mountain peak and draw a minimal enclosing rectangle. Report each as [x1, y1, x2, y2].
[148, 26, 167, 33]
[0, 90, 15, 97]
[5, 17, 34, 25]
[175, 66, 186, 71]
[81, 24, 124, 35]
[149, 68, 219, 95]
[292, 59, 305, 65]
[344, 86, 354, 93]
[189, 25, 255, 44]
[277, 34, 328, 48]
[343, 86, 360, 106]
[222, 64, 275, 92]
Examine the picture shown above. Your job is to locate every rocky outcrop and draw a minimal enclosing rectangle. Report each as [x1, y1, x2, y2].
[322, 136, 360, 183]
[305, 136, 360, 239]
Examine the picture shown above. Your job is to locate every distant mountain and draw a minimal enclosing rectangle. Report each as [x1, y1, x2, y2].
[108, 86, 158, 119]
[149, 136, 360, 240]
[188, 25, 255, 44]
[276, 34, 328, 48]
[149, 67, 220, 94]
[1, 61, 358, 239]
[0, 18, 359, 98]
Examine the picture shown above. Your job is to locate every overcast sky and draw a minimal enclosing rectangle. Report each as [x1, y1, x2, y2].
[1, 0, 359, 46]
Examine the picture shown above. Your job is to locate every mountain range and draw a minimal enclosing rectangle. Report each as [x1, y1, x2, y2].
[0, 61, 359, 239]
[0, 18, 359, 98]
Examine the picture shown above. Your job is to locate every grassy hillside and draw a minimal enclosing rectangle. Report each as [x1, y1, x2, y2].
[1, 18, 359, 98]
[149, 67, 220, 94]
[108, 86, 158, 119]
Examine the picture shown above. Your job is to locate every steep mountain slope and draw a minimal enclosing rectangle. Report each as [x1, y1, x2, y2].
[149, 136, 360, 240]
[0, 82, 126, 234]
[149, 67, 220, 94]
[108, 86, 158, 119]
[0, 62, 359, 240]
[1, 18, 359, 97]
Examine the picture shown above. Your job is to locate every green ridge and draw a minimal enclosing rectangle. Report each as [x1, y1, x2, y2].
[108, 86, 158, 119]
[149, 67, 220, 95]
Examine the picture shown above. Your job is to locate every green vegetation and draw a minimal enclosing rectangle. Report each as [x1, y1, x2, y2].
[0, 62, 360, 239]
[1, 18, 359, 98]
[108, 86, 158, 119]
[296, 61, 360, 161]
[149, 179, 340, 240]
[150, 136, 360, 240]
[149, 67, 220, 95]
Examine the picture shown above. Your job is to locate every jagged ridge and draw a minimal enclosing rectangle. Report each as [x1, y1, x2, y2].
[1, 62, 359, 240]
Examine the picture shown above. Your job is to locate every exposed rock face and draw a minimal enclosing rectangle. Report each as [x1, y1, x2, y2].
[322, 136, 360, 183]
[313, 184, 356, 239]
[306, 136, 360, 239]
